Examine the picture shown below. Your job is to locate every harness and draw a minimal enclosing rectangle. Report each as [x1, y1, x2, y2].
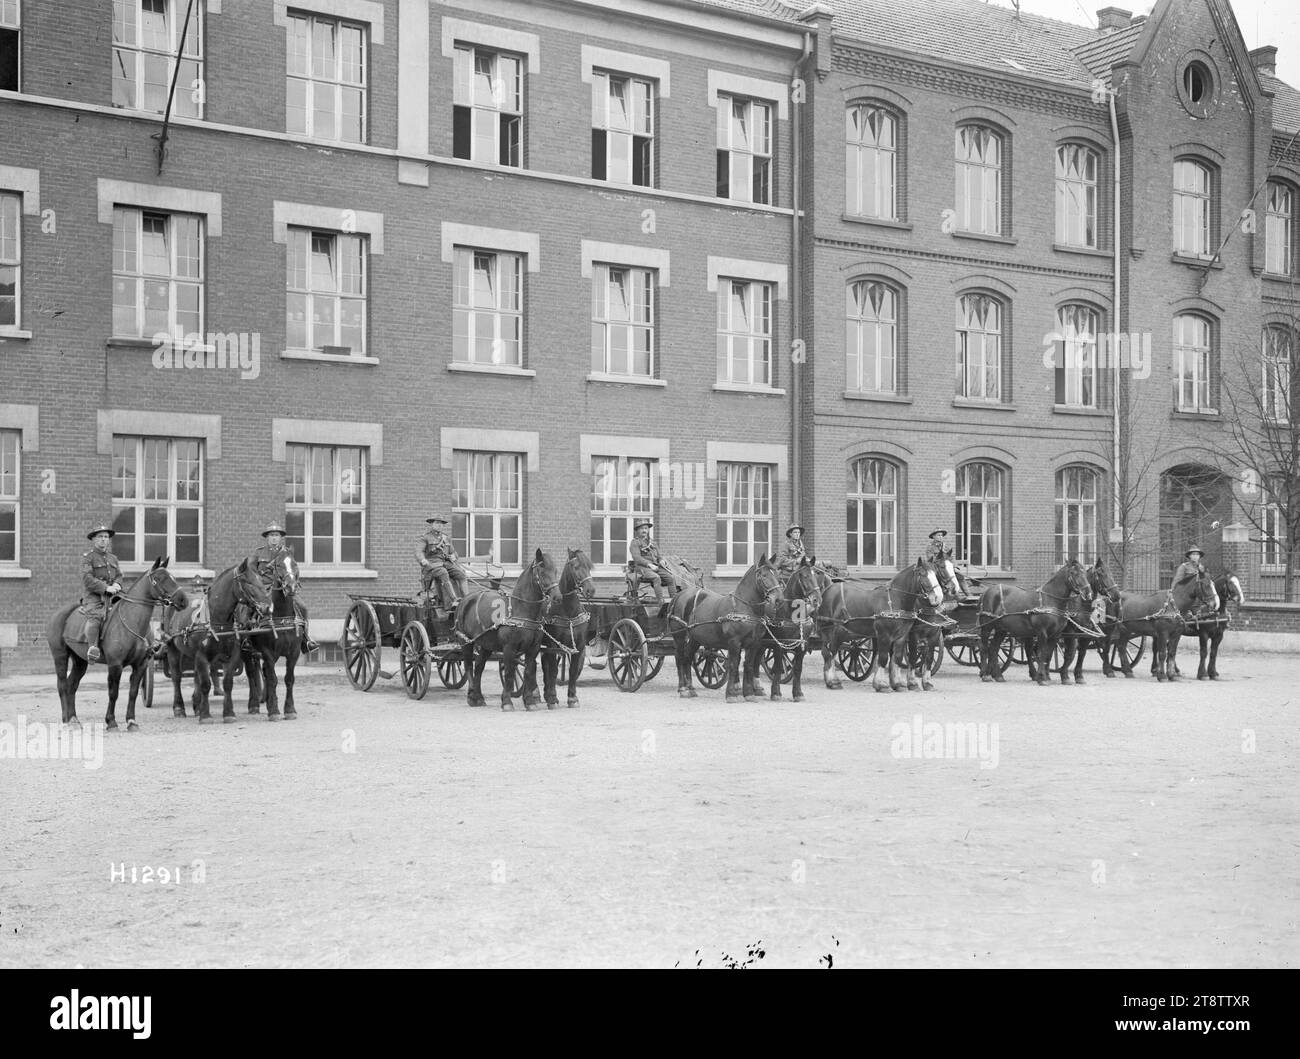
[667, 576, 782, 636]
[455, 560, 561, 645]
[102, 574, 177, 653]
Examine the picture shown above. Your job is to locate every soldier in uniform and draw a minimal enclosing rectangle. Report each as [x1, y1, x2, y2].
[924, 529, 948, 564]
[417, 516, 468, 605]
[1174, 545, 1206, 584]
[777, 524, 807, 576]
[81, 524, 123, 663]
[250, 522, 318, 653]
[629, 519, 669, 603]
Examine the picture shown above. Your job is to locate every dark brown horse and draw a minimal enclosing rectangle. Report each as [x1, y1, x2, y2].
[538, 547, 594, 709]
[455, 548, 562, 710]
[670, 554, 782, 702]
[47, 556, 180, 729]
[760, 555, 824, 702]
[906, 552, 962, 691]
[1048, 559, 1118, 684]
[1107, 567, 1217, 681]
[162, 581, 215, 717]
[192, 558, 273, 722]
[1190, 571, 1242, 680]
[978, 560, 1093, 685]
[241, 551, 304, 720]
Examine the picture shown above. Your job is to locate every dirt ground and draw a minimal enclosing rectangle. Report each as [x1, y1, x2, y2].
[0, 646, 1296, 968]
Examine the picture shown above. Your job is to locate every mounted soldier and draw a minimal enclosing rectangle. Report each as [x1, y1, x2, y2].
[628, 519, 669, 604]
[250, 522, 318, 653]
[417, 516, 467, 606]
[1173, 544, 1206, 585]
[80, 523, 123, 663]
[777, 524, 807, 577]
[928, 528, 975, 600]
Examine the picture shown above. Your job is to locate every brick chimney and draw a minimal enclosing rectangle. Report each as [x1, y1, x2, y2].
[1250, 45, 1277, 78]
[1097, 7, 1133, 33]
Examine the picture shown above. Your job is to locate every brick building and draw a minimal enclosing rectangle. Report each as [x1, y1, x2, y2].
[1, 0, 1298, 672]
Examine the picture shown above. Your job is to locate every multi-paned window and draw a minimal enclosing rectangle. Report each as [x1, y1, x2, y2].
[1173, 159, 1212, 255]
[0, 191, 19, 328]
[1265, 181, 1293, 276]
[1055, 143, 1098, 248]
[112, 208, 203, 338]
[452, 451, 521, 565]
[453, 248, 522, 367]
[1055, 466, 1099, 565]
[1174, 313, 1214, 413]
[716, 279, 771, 386]
[956, 462, 1003, 568]
[285, 443, 365, 565]
[955, 293, 1002, 402]
[716, 462, 771, 567]
[112, 0, 203, 118]
[0, 0, 19, 92]
[286, 228, 366, 354]
[845, 104, 896, 220]
[716, 94, 772, 204]
[286, 11, 366, 143]
[1263, 326, 1294, 422]
[590, 455, 654, 567]
[846, 457, 897, 568]
[111, 435, 202, 565]
[0, 428, 18, 564]
[453, 44, 521, 166]
[1262, 481, 1285, 570]
[846, 280, 897, 395]
[591, 71, 653, 186]
[955, 125, 1002, 235]
[1054, 304, 1099, 409]
[591, 264, 654, 377]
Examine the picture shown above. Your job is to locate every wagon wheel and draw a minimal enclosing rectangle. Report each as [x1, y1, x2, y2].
[608, 618, 649, 692]
[990, 638, 1014, 676]
[945, 639, 979, 667]
[437, 652, 468, 689]
[692, 646, 728, 689]
[1010, 641, 1031, 666]
[925, 639, 943, 675]
[343, 600, 381, 691]
[644, 653, 665, 683]
[499, 655, 524, 697]
[1107, 635, 1147, 671]
[837, 637, 874, 682]
[399, 621, 432, 701]
[760, 643, 792, 685]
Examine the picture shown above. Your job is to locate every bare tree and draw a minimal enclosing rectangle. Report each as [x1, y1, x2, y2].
[1099, 375, 1168, 585]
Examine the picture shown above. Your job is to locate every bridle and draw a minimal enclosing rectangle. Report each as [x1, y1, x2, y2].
[234, 566, 272, 617]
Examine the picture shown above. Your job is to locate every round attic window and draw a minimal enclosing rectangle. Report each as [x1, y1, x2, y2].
[1184, 62, 1210, 103]
[1177, 57, 1218, 118]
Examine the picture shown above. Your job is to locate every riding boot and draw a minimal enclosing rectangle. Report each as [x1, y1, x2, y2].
[85, 617, 102, 663]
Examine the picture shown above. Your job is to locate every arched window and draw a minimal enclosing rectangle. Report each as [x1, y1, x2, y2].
[847, 457, 897, 568]
[955, 293, 1002, 401]
[955, 125, 1002, 235]
[1263, 326, 1294, 423]
[1055, 466, 1099, 565]
[1053, 304, 1099, 409]
[846, 104, 897, 220]
[846, 280, 898, 395]
[1173, 313, 1214, 413]
[1055, 143, 1098, 248]
[956, 462, 1003, 568]
[1265, 181, 1294, 276]
[1173, 160, 1212, 255]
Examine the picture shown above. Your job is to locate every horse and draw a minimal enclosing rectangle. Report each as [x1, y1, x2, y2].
[46, 556, 180, 730]
[538, 547, 594, 709]
[161, 581, 217, 717]
[192, 558, 273, 722]
[670, 554, 782, 702]
[977, 560, 1093, 685]
[817, 559, 945, 693]
[1108, 568, 1217, 681]
[455, 548, 562, 711]
[240, 552, 304, 720]
[1190, 571, 1242, 680]
[760, 555, 825, 702]
[906, 552, 962, 691]
[1049, 559, 1118, 684]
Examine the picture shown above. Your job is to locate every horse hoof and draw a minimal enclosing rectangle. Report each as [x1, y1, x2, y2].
[874, 685, 889, 693]
[1209, 674, 1219, 681]
[105, 719, 118, 731]
[1197, 674, 1207, 681]
[980, 675, 993, 683]
[126, 721, 139, 732]
[993, 675, 1006, 683]
[793, 694, 805, 702]
[284, 710, 297, 720]
[827, 680, 843, 690]
[1104, 671, 1116, 678]
[725, 694, 744, 704]
[1122, 671, 1134, 679]
[199, 716, 214, 725]
[267, 713, 281, 722]
[1075, 677, 1086, 685]
[545, 701, 558, 711]
[567, 698, 580, 709]
[223, 715, 237, 724]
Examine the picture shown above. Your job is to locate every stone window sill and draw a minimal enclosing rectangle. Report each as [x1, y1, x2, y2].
[0, 327, 33, 340]
[1052, 243, 1110, 258]
[841, 214, 911, 231]
[843, 390, 912, 404]
[1052, 404, 1110, 417]
[1171, 252, 1223, 270]
[107, 336, 162, 350]
[283, 348, 379, 365]
[447, 362, 536, 378]
[299, 566, 379, 579]
[952, 230, 1017, 247]
[1172, 408, 1221, 421]
[713, 382, 786, 396]
[122, 564, 215, 578]
[587, 372, 666, 388]
[0, 566, 33, 579]
[953, 397, 1016, 412]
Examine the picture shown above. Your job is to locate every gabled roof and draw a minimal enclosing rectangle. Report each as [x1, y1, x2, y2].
[1072, 21, 1145, 86]
[684, 0, 803, 23]
[1263, 74, 1300, 135]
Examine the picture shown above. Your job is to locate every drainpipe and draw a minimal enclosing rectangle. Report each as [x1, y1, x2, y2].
[791, 31, 811, 524]
[1109, 89, 1122, 543]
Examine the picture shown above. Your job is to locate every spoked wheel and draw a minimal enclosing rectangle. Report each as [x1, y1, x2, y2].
[1107, 635, 1147, 671]
[608, 618, 649, 692]
[945, 639, 979, 667]
[692, 646, 728, 689]
[837, 638, 874, 682]
[979, 638, 1014, 676]
[399, 621, 432, 700]
[437, 652, 468, 689]
[924, 640, 943, 675]
[1010, 641, 1031, 666]
[343, 599, 381, 691]
[499, 655, 524, 697]
[760, 643, 793, 685]
[644, 653, 665, 683]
